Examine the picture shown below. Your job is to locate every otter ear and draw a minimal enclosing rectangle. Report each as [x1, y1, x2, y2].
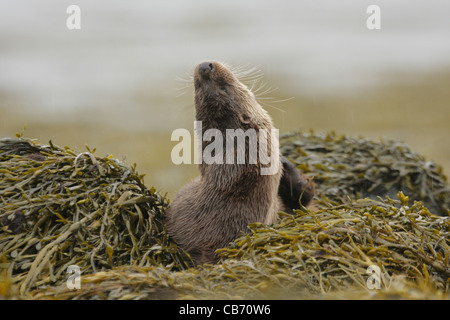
[239, 113, 251, 124]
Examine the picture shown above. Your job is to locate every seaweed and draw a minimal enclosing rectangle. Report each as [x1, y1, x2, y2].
[0, 137, 188, 296]
[28, 194, 450, 300]
[1, 133, 449, 300]
[280, 130, 450, 216]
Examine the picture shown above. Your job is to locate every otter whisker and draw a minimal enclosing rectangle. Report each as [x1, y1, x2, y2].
[231, 63, 264, 82]
[258, 101, 288, 114]
[252, 82, 277, 98]
[175, 73, 195, 97]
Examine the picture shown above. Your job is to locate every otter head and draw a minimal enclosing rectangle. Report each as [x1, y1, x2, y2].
[193, 61, 270, 130]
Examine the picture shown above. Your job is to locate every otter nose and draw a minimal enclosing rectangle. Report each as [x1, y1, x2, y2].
[198, 61, 214, 77]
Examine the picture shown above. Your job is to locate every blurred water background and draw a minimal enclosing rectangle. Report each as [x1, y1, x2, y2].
[1, 0, 450, 198]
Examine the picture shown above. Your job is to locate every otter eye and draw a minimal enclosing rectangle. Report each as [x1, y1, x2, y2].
[209, 63, 214, 70]
[240, 114, 251, 124]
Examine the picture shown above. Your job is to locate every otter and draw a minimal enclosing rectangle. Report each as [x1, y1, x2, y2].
[166, 61, 314, 265]
[278, 156, 315, 212]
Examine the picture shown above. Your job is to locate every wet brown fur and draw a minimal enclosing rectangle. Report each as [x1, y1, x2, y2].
[166, 61, 313, 265]
[278, 156, 316, 212]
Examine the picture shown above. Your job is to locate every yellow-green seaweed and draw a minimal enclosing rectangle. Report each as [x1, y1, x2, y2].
[1, 133, 449, 300]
